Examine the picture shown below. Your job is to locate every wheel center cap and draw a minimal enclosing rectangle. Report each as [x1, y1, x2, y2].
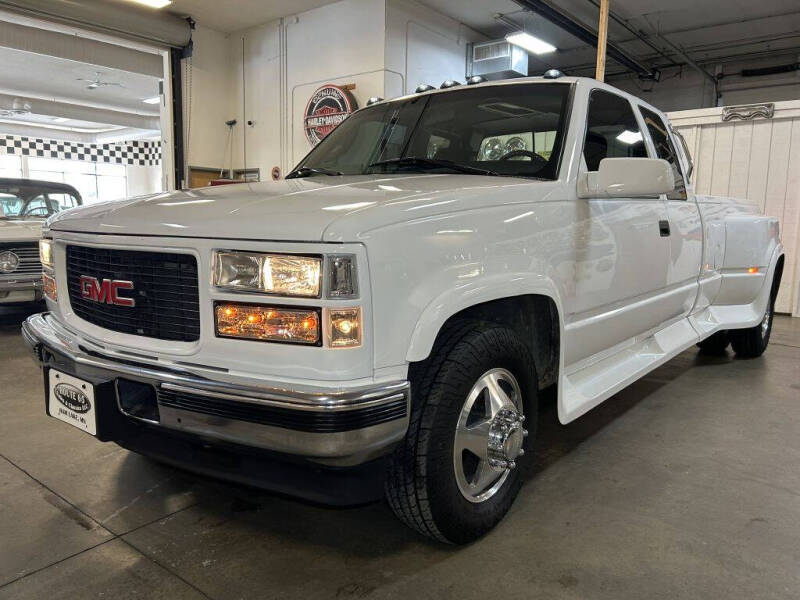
[487, 408, 526, 471]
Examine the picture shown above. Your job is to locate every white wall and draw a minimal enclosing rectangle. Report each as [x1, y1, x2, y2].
[613, 52, 800, 113]
[126, 164, 162, 197]
[186, 0, 480, 178]
[184, 24, 235, 169]
[384, 0, 486, 98]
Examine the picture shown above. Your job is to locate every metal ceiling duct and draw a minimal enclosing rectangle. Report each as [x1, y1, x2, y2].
[0, 0, 192, 49]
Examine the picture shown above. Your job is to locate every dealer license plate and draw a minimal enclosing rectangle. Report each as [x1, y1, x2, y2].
[48, 369, 97, 436]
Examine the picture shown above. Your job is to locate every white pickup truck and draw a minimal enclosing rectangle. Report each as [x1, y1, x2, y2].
[23, 75, 784, 543]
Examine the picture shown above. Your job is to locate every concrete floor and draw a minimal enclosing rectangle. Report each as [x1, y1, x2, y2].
[0, 304, 798, 600]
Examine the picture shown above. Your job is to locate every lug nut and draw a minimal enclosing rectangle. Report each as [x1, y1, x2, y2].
[518, 448, 525, 456]
[519, 415, 526, 423]
[522, 429, 528, 437]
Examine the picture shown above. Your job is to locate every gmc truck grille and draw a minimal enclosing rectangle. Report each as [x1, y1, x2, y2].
[66, 245, 200, 342]
[0, 242, 42, 276]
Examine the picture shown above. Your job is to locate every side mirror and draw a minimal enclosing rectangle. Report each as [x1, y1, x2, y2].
[578, 157, 674, 198]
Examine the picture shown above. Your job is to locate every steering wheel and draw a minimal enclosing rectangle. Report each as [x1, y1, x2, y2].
[22, 206, 50, 217]
[498, 149, 548, 163]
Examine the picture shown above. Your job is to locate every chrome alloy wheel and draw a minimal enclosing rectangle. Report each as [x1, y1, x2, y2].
[453, 368, 527, 503]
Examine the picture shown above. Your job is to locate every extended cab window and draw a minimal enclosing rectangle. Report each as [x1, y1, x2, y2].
[639, 106, 688, 200]
[292, 83, 572, 180]
[583, 89, 647, 171]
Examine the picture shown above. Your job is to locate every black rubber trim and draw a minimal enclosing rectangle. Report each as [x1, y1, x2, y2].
[157, 387, 407, 433]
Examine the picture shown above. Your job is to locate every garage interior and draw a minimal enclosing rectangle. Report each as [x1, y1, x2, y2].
[0, 0, 798, 598]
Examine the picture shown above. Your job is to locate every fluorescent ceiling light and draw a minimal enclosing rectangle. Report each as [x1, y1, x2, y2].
[127, 0, 173, 8]
[616, 130, 643, 145]
[142, 96, 161, 104]
[505, 32, 557, 55]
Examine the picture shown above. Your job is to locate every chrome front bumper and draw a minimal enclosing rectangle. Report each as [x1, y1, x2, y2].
[0, 274, 42, 300]
[22, 312, 410, 465]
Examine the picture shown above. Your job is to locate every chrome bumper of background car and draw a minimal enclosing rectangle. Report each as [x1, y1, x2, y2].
[0, 274, 42, 290]
[22, 312, 410, 464]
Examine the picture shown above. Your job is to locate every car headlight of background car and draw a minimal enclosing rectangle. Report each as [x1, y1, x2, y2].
[0, 250, 19, 273]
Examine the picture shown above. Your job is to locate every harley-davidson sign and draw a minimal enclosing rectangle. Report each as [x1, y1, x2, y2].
[304, 84, 358, 146]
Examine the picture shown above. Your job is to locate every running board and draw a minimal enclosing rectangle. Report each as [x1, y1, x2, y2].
[559, 318, 698, 424]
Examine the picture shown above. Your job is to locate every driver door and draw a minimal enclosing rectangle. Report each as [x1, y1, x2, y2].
[564, 89, 673, 367]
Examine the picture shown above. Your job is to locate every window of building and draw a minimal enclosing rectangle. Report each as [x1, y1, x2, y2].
[0, 154, 22, 179]
[26, 157, 127, 202]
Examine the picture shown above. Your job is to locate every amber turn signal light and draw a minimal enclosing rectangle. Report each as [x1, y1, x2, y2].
[215, 303, 320, 345]
[42, 272, 57, 302]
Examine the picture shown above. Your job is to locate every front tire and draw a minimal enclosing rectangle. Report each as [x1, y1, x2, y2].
[385, 321, 537, 544]
[697, 330, 730, 354]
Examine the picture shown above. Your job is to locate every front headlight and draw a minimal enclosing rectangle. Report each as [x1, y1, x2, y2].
[214, 251, 322, 297]
[39, 239, 54, 268]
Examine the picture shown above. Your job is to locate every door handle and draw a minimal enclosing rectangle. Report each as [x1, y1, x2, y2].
[659, 220, 671, 237]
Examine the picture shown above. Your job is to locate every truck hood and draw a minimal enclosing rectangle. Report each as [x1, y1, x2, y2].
[46, 174, 545, 242]
[0, 218, 43, 242]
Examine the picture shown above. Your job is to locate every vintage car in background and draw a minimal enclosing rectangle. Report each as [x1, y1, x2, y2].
[23, 76, 783, 543]
[0, 179, 81, 303]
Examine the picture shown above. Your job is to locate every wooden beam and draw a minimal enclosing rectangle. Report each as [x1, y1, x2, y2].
[595, 0, 610, 81]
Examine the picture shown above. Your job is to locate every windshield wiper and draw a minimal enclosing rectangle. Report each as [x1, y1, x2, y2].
[368, 157, 498, 176]
[285, 166, 344, 179]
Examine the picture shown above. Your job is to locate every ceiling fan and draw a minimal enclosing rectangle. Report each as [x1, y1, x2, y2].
[77, 71, 124, 90]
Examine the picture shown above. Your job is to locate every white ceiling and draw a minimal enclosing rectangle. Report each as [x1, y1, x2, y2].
[167, 0, 339, 33]
[420, 0, 800, 77]
[0, 45, 161, 140]
[0, 46, 161, 112]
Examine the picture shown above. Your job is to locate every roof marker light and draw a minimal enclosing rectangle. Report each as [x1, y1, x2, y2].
[414, 84, 436, 93]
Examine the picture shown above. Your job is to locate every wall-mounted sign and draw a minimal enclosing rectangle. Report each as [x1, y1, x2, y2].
[722, 103, 775, 122]
[303, 84, 358, 146]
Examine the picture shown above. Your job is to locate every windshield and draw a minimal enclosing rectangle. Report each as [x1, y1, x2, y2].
[0, 187, 80, 220]
[291, 82, 572, 180]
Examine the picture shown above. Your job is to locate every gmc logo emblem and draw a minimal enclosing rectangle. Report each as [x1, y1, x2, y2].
[79, 276, 136, 307]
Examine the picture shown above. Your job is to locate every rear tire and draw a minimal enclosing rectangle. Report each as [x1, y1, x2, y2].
[730, 299, 774, 358]
[385, 321, 537, 544]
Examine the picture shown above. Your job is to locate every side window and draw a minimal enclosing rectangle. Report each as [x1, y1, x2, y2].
[639, 106, 687, 200]
[583, 89, 648, 172]
[47, 193, 79, 211]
